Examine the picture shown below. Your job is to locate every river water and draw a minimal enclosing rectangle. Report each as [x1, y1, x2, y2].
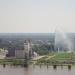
[0, 65, 75, 75]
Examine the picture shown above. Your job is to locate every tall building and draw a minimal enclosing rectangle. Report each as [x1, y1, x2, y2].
[24, 40, 32, 59]
[15, 40, 32, 59]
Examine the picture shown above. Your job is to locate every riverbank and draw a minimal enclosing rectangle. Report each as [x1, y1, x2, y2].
[35, 52, 75, 65]
[0, 52, 75, 66]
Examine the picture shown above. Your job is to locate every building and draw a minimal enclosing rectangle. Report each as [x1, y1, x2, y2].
[15, 49, 25, 58]
[7, 47, 15, 57]
[15, 40, 32, 59]
[0, 48, 8, 59]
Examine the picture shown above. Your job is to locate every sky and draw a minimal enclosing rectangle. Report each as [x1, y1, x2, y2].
[0, 0, 75, 33]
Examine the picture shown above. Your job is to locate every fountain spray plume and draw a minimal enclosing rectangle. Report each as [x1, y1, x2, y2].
[54, 25, 73, 53]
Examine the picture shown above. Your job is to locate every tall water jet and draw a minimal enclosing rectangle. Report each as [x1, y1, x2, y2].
[54, 26, 73, 53]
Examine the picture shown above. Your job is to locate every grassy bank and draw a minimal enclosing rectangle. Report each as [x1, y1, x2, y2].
[35, 52, 75, 65]
[0, 59, 27, 65]
[0, 52, 75, 66]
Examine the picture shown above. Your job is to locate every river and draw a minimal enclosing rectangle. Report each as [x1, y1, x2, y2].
[0, 65, 75, 75]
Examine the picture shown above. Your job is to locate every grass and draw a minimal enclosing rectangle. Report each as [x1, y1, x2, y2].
[36, 52, 75, 65]
[0, 52, 74, 65]
[0, 59, 24, 65]
[50, 53, 72, 61]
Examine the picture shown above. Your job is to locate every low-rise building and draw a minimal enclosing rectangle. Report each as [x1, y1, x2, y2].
[0, 48, 8, 59]
[15, 49, 25, 58]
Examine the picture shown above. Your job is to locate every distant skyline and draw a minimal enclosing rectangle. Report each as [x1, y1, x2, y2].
[0, 0, 75, 33]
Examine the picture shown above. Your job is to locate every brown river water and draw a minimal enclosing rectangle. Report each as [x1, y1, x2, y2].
[0, 65, 75, 75]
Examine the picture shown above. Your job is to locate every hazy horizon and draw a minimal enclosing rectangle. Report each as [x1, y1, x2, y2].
[0, 0, 75, 33]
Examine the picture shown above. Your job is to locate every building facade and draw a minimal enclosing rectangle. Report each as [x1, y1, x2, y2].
[15, 40, 32, 59]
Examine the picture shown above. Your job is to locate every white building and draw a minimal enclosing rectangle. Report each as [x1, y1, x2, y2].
[0, 48, 8, 59]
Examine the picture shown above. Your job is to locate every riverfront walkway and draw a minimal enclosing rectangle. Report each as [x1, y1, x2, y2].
[32, 56, 45, 61]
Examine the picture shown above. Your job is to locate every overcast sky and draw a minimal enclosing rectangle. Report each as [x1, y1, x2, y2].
[0, 0, 75, 33]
